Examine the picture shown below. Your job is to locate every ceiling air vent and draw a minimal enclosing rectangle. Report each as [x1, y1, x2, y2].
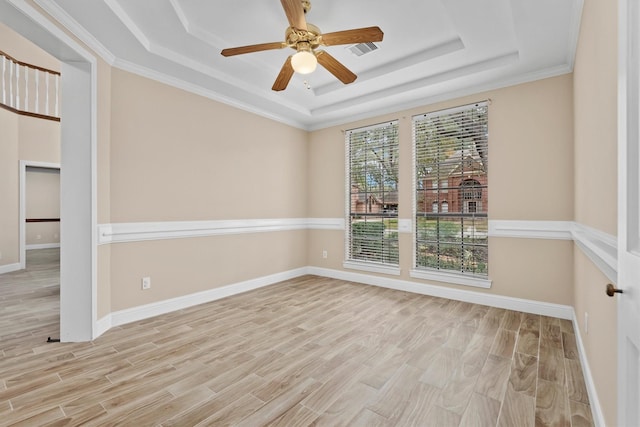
[348, 42, 379, 57]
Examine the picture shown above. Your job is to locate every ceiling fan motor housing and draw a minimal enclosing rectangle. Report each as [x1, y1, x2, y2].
[285, 23, 322, 51]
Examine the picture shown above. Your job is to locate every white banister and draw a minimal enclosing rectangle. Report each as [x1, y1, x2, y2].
[45, 72, 49, 116]
[16, 65, 20, 110]
[34, 68, 39, 114]
[0, 51, 60, 119]
[9, 60, 14, 108]
[54, 74, 59, 117]
[2, 56, 5, 105]
[24, 66, 28, 112]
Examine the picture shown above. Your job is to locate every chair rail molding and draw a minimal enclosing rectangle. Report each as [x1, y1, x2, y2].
[571, 222, 617, 283]
[98, 218, 345, 245]
[98, 218, 617, 283]
[488, 220, 574, 240]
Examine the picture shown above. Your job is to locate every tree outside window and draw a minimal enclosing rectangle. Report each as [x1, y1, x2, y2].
[347, 121, 399, 265]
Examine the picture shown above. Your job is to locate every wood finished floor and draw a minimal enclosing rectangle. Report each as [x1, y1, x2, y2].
[0, 249, 594, 426]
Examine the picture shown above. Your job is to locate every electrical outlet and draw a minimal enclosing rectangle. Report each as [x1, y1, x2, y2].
[142, 277, 151, 290]
[36, 234, 42, 240]
[322, 250, 328, 259]
[584, 312, 589, 334]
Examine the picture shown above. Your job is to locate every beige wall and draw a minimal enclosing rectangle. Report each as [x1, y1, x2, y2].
[0, 109, 20, 266]
[573, 247, 617, 426]
[110, 231, 307, 311]
[109, 69, 308, 222]
[572, 0, 618, 425]
[308, 75, 575, 306]
[0, 21, 59, 72]
[107, 69, 308, 310]
[25, 167, 60, 245]
[574, 0, 617, 237]
[18, 116, 61, 162]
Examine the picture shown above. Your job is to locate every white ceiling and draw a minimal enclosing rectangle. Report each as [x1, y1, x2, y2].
[34, 0, 583, 130]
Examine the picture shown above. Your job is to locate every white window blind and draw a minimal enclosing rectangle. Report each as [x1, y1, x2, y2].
[413, 102, 488, 276]
[346, 120, 399, 266]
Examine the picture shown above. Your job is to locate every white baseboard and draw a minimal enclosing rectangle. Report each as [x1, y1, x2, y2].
[26, 243, 61, 250]
[107, 267, 308, 330]
[572, 310, 605, 427]
[95, 314, 112, 338]
[308, 266, 574, 320]
[95, 265, 575, 338]
[0, 262, 21, 275]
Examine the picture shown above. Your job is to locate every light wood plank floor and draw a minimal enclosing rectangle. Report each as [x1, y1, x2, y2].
[0, 250, 594, 426]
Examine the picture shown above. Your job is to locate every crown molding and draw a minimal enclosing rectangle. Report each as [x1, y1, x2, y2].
[33, 0, 116, 64]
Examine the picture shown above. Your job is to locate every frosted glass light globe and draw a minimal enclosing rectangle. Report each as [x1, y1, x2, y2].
[291, 51, 317, 74]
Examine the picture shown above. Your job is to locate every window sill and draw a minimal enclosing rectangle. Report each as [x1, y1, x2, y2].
[343, 260, 401, 276]
[410, 268, 492, 289]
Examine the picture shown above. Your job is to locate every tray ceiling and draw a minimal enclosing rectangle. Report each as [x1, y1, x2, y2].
[34, 0, 583, 130]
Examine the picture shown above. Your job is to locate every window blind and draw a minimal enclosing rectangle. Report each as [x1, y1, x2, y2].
[346, 120, 399, 265]
[413, 102, 489, 276]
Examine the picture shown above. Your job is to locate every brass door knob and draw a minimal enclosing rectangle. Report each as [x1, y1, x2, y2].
[606, 283, 623, 297]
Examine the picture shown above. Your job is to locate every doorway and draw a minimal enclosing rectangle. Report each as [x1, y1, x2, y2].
[0, 1, 97, 341]
[20, 162, 61, 269]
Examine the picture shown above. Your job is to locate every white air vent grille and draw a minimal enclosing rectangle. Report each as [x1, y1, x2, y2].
[348, 42, 379, 56]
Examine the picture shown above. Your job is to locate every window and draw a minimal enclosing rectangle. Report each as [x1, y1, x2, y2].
[346, 121, 399, 269]
[413, 102, 488, 277]
[466, 201, 477, 213]
[461, 179, 482, 213]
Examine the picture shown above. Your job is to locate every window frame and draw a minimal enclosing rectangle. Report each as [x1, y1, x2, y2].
[344, 120, 400, 276]
[411, 102, 492, 288]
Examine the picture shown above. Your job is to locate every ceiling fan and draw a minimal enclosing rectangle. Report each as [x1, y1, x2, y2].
[221, 0, 384, 91]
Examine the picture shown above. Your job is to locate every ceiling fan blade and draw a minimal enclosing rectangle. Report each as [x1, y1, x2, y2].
[280, 0, 307, 30]
[221, 42, 286, 57]
[272, 56, 295, 91]
[321, 26, 384, 46]
[316, 51, 357, 84]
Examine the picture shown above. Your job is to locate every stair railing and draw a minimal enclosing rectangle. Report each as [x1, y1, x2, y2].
[0, 49, 60, 121]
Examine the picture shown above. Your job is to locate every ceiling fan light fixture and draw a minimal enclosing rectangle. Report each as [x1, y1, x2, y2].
[221, 0, 383, 90]
[291, 49, 317, 74]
